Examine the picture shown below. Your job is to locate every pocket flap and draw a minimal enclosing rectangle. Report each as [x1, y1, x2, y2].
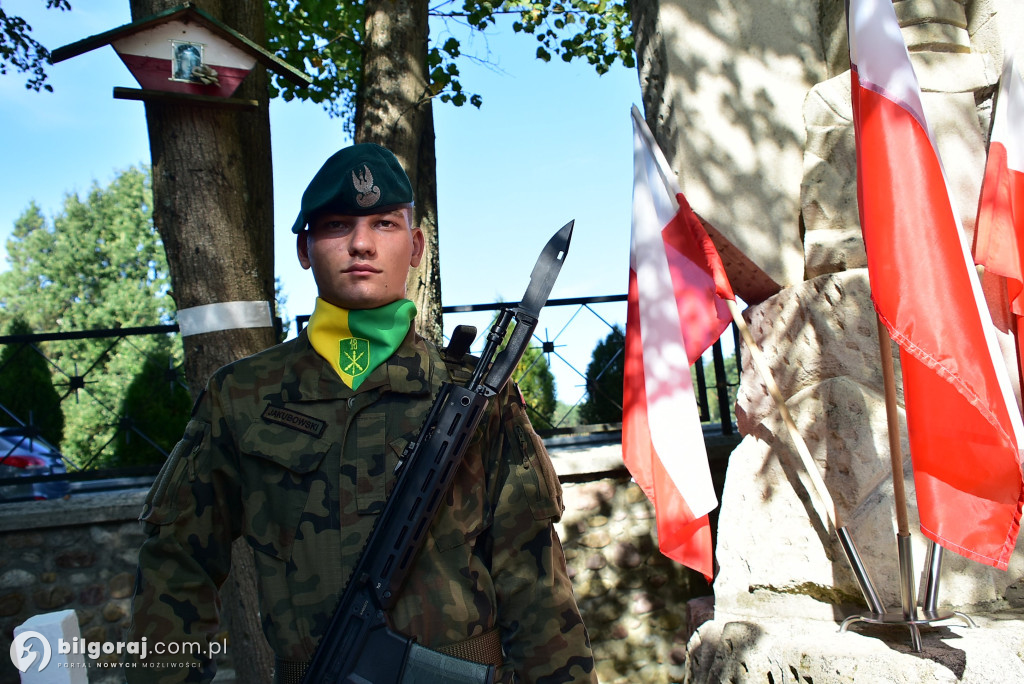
[240, 406, 332, 474]
[507, 402, 564, 522]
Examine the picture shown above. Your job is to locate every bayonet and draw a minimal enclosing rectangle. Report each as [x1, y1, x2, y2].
[471, 220, 574, 395]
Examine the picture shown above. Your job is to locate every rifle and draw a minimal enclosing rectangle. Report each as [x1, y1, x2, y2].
[300, 220, 574, 684]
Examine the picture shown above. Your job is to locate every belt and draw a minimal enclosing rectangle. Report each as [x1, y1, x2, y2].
[436, 627, 504, 667]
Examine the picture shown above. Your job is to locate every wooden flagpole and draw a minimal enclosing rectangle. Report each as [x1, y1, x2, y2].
[856, 314, 980, 652]
[876, 317, 911, 538]
[725, 299, 839, 531]
[875, 315, 924, 652]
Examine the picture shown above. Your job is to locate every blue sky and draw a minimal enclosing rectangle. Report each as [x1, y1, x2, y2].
[0, 2, 642, 405]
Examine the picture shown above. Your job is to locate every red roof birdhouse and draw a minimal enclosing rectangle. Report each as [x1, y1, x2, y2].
[51, 3, 309, 108]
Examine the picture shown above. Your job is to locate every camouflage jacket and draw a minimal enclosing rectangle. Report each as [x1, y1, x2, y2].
[127, 327, 595, 684]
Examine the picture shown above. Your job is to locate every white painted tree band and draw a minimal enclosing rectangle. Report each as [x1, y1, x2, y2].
[177, 301, 273, 337]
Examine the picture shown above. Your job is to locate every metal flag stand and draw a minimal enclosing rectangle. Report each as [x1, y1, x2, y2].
[838, 316, 976, 652]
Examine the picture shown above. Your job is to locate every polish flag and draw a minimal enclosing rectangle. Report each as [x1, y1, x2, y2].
[849, 0, 1024, 569]
[624, 106, 735, 580]
[974, 51, 1024, 366]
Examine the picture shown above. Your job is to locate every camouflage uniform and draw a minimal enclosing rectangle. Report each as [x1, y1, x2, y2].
[127, 326, 595, 684]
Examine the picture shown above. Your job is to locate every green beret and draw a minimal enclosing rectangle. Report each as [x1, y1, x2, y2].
[291, 143, 414, 233]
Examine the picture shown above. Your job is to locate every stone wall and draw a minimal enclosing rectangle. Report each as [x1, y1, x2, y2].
[559, 476, 702, 684]
[0, 491, 148, 684]
[0, 435, 738, 684]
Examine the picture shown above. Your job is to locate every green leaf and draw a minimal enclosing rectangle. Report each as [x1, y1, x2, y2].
[442, 37, 461, 56]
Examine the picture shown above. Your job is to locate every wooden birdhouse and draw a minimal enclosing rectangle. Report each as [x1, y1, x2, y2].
[51, 2, 309, 109]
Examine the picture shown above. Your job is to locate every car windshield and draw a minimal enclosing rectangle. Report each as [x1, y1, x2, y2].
[0, 429, 60, 461]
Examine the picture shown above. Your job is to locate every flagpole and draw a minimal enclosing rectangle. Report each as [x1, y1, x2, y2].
[876, 317, 910, 538]
[838, 314, 978, 651]
[875, 314, 926, 651]
[727, 298, 895, 617]
[1013, 314, 1024, 417]
[725, 299, 839, 530]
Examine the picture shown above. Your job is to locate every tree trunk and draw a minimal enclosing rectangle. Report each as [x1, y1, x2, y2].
[128, 1, 276, 682]
[354, 0, 443, 345]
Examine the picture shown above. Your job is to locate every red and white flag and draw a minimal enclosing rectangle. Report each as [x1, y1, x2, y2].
[975, 50, 1024, 310]
[974, 51, 1024, 370]
[849, 0, 1024, 569]
[624, 106, 735, 579]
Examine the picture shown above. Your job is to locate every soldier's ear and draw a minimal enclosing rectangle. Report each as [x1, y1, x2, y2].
[297, 231, 312, 270]
[410, 227, 424, 268]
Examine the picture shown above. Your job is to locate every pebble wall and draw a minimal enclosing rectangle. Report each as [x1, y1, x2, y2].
[557, 476, 713, 684]
[0, 492, 148, 684]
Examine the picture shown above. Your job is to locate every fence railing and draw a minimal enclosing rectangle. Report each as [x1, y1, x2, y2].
[435, 295, 740, 435]
[0, 294, 740, 491]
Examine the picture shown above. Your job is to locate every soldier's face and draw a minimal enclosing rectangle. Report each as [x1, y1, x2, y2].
[298, 209, 423, 310]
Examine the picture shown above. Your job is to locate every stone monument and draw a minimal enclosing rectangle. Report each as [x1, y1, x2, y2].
[631, 0, 1024, 680]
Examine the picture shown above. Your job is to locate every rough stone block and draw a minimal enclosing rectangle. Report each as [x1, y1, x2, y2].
[684, 612, 1024, 684]
[108, 572, 135, 600]
[633, 0, 818, 297]
[721, 372, 1024, 621]
[735, 270, 887, 435]
[12, 609, 87, 683]
[0, 591, 26, 617]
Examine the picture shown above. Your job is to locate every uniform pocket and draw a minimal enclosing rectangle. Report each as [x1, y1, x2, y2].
[431, 466, 490, 553]
[239, 415, 332, 561]
[507, 403, 563, 522]
[431, 427, 491, 553]
[140, 420, 208, 527]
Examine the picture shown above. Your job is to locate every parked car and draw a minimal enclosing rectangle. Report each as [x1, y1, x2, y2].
[0, 427, 70, 502]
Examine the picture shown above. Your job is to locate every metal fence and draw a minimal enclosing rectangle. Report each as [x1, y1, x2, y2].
[434, 295, 740, 435]
[0, 295, 740, 496]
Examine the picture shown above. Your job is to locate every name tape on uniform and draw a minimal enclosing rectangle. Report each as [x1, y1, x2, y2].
[177, 301, 273, 337]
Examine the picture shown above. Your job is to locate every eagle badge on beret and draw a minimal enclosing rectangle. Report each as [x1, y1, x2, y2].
[352, 164, 382, 208]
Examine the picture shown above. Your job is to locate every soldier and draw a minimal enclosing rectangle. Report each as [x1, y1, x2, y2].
[126, 143, 596, 683]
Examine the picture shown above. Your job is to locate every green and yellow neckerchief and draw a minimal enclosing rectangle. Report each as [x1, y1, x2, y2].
[307, 297, 417, 389]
